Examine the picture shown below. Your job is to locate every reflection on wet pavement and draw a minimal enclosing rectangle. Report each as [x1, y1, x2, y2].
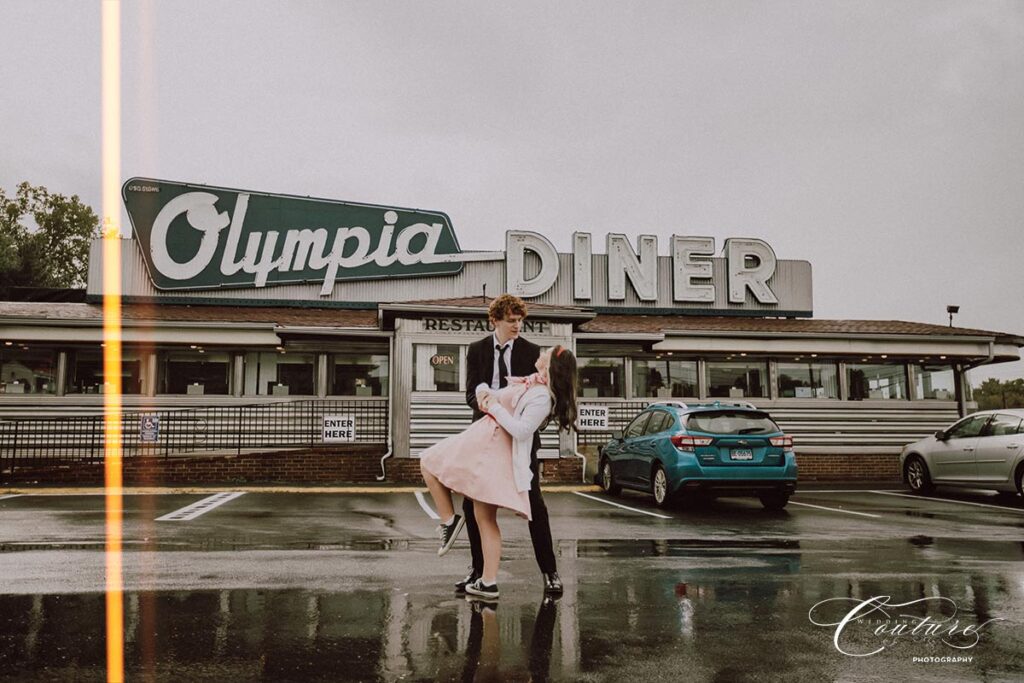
[0, 538, 415, 553]
[3, 491, 1024, 680]
[1, 540, 1022, 681]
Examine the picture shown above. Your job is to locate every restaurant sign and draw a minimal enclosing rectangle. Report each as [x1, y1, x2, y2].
[122, 178, 465, 294]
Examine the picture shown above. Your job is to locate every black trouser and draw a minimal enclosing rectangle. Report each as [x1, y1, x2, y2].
[462, 450, 557, 575]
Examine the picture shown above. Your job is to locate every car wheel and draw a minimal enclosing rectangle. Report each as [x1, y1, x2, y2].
[1016, 464, 1024, 498]
[600, 458, 622, 496]
[760, 492, 790, 511]
[905, 455, 934, 494]
[652, 465, 671, 508]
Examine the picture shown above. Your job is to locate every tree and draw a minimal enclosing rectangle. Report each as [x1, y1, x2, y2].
[0, 182, 101, 288]
[973, 378, 1024, 410]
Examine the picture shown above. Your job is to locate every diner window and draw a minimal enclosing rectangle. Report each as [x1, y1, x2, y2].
[847, 363, 907, 400]
[578, 357, 625, 398]
[413, 344, 463, 392]
[777, 361, 838, 399]
[158, 350, 231, 395]
[67, 348, 144, 395]
[632, 359, 697, 398]
[244, 352, 316, 396]
[706, 361, 768, 398]
[0, 346, 57, 395]
[331, 353, 389, 396]
[914, 364, 956, 400]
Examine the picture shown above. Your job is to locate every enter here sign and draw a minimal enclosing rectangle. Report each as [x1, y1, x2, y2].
[323, 415, 356, 443]
[577, 405, 608, 430]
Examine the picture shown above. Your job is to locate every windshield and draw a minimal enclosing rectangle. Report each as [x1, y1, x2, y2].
[685, 410, 780, 435]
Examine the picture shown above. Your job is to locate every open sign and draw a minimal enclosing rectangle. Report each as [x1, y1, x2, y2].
[430, 354, 456, 367]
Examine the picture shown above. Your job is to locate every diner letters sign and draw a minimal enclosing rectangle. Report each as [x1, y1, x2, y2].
[122, 179, 798, 308]
[423, 318, 551, 334]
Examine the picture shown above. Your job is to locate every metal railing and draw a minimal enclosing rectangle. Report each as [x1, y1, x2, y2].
[0, 399, 388, 474]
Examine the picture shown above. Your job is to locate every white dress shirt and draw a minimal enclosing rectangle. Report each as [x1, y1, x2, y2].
[490, 334, 516, 389]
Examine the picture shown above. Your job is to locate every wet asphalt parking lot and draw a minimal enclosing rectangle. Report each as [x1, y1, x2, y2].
[1, 485, 1023, 682]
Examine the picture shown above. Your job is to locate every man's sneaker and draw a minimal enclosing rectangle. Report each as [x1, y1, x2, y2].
[464, 578, 500, 600]
[455, 570, 481, 593]
[436, 515, 465, 556]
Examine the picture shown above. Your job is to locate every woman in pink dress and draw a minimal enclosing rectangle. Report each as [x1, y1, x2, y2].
[420, 345, 578, 599]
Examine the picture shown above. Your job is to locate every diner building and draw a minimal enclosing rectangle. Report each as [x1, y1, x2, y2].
[1, 178, 1021, 484]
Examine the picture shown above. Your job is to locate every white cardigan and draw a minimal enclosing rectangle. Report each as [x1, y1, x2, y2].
[478, 383, 553, 493]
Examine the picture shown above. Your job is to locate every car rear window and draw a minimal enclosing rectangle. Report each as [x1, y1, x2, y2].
[685, 410, 780, 435]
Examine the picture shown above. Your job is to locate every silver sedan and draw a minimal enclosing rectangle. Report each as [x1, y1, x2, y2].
[900, 409, 1024, 496]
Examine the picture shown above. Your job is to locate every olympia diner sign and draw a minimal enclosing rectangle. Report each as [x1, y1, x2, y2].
[123, 178, 796, 306]
[123, 178, 463, 295]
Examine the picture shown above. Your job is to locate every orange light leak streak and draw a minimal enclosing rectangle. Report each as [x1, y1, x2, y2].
[101, 1, 124, 681]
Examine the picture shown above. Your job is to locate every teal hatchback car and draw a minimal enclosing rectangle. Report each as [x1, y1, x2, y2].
[598, 401, 798, 510]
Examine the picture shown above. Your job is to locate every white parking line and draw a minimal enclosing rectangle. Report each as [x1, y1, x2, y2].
[870, 490, 1024, 514]
[155, 492, 246, 521]
[573, 492, 672, 519]
[794, 490, 902, 494]
[0, 494, 24, 500]
[414, 491, 440, 520]
[788, 501, 881, 518]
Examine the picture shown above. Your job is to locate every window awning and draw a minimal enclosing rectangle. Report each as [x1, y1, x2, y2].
[1, 322, 284, 347]
[652, 331, 1019, 362]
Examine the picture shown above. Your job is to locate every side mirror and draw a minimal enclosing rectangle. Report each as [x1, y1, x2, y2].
[612, 430, 623, 441]
[934, 430, 947, 440]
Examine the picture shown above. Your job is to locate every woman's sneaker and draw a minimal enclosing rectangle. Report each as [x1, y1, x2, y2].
[464, 578, 499, 600]
[437, 515, 465, 556]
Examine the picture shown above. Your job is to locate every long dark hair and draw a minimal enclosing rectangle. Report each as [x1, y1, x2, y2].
[548, 346, 578, 433]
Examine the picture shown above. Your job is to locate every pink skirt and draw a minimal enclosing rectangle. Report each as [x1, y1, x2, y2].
[420, 415, 532, 520]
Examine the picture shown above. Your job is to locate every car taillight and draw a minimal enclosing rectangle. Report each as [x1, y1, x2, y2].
[770, 435, 794, 449]
[671, 433, 714, 451]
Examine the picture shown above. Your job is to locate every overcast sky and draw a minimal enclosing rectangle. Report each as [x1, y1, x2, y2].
[2, 1, 1022, 382]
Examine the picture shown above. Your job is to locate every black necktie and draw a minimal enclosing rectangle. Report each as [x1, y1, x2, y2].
[497, 344, 509, 388]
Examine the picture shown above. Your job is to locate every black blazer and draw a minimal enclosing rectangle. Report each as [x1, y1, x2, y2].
[465, 334, 541, 421]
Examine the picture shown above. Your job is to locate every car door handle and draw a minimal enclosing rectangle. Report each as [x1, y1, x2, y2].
[1008, 444, 1020, 449]
[962, 447, 975, 452]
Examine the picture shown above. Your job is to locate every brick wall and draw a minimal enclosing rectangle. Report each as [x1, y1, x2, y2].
[795, 453, 901, 482]
[2, 447, 585, 486]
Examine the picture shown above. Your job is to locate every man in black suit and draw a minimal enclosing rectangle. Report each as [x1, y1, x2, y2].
[458, 294, 562, 596]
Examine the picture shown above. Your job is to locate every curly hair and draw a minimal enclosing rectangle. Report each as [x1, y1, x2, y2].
[488, 294, 528, 322]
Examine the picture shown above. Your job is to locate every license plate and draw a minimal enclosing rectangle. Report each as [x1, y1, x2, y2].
[730, 449, 753, 461]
